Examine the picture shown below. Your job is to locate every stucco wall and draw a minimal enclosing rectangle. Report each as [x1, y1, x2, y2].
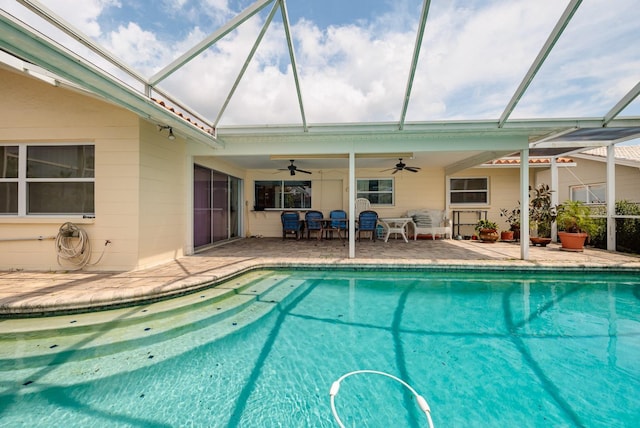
[242, 166, 449, 238]
[0, 67, 142, 271]
[536, 160, 640, 203]
[136, 120, 188, 269]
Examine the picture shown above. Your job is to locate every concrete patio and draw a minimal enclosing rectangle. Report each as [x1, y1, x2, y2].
[1, 238, 639, 317]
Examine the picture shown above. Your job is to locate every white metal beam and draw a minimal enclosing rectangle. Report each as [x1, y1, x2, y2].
[399, 0, 431, 131]
[0, 10, 221, 149]
[520, 149, 530, 260]
[17, 0, 147, 85]
[498, 0, 582, 127]
[279, 0, 308, 131]
[606, 145, 616, 251]
[444, 150, 515, 175]
[603, 80, 640, 125]
[149, 0, 275, 86]
[214, 2, 280, 127]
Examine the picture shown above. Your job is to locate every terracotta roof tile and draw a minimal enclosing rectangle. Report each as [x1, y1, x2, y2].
[151, 98, 214, 135]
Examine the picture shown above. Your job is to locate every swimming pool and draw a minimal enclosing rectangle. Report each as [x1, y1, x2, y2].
[1, 269, 639, 427]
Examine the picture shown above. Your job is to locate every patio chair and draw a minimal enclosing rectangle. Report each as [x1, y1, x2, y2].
[357, 210, 378, 241]
[281, 211, 303, 240]
[355, 198, 371, 218]
[305, 210, 324, 240]
[325, 209, 348, 239]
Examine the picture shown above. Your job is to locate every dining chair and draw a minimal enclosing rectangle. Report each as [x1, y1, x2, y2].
[305, 210, 324, 240]
[325, 209, 348, 239]
[281, 211, 303, 240]
[355, 198, 371, 218]
[357, 210, 378, 241]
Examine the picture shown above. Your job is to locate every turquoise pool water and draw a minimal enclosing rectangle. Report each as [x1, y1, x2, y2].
[1, 269, 639, 427]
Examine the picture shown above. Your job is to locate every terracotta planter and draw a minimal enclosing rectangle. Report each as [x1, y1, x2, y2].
[478, 228, 499, 243]
[530, 237, 551, 247]
[558, 231, 588, 252]
[500, 231, 514, 241]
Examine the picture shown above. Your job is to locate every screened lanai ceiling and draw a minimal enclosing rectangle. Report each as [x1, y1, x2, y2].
[1, 0, 640, 169]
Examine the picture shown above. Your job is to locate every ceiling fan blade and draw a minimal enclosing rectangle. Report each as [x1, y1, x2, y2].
[297, 169, 312, 174]
[380, 168, 395, 172]
[405, 167, 420, 172]
[391, 169, 399, 174]
[290, 170, 296, 176]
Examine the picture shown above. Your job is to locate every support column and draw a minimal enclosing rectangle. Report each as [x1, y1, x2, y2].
[520, 149, 530, 260]
[348, 151, 356, 258]
[550, 157, 558, 241]
[606, 145, 616, 251]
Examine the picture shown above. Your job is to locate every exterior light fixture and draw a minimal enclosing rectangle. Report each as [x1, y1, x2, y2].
[158, 125, 176, 140]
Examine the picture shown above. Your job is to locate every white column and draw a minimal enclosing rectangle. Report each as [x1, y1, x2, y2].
[520, 149, 530, 260]
[550, 157, 558, 241]
[348, 151, 356, 258]
[606, 144, 616, 251]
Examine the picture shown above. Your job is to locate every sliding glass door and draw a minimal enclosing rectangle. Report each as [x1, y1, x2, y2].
[194, 164, 241, 249]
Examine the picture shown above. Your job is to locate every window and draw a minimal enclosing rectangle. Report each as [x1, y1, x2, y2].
[570, 183, 605, 204]
[254, 180, 311, 209]
[0, 144, 95, 216]
[450, 177, 489, 205]
[356, 178, 394, 205]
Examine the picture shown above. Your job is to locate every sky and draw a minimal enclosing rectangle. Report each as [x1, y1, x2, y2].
[4, 0, 640, 142]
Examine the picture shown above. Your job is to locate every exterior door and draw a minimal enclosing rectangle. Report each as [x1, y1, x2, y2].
[194, 165, 241, 249]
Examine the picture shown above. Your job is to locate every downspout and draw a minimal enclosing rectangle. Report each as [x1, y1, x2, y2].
[606, 145, 616, 251]
[520, 149, 530, 260]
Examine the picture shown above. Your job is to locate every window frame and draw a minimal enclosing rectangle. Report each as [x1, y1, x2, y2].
[449, 177, 490, 206]
[0, 143, 95, 217]
[254, 179, 312, 210]
[356, 178, 395, 206]
[570, 183, 606, 204]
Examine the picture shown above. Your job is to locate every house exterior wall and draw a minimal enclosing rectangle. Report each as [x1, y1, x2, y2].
[0, 67, 185, 272]
[450, 167, 527, 233]
[536, 159, 640, 203]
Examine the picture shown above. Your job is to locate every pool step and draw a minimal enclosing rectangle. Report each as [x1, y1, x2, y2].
[0, 270, 304, 369]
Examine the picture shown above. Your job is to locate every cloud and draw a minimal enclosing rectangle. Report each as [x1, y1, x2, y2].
[14, 0, 640, 127]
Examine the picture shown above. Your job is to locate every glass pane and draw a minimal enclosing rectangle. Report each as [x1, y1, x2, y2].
[284, 181, 311, 209]
[255, 181, 281, 209]
[366, 193, 393, 205]
[28, 182, 94, 214]
[451, 178, 487, 191]
[27, 145, 95, 178]
[571, 186, 587, 203]
[0, 182, 18, 214]
[590, 184, 606, 204]
[0, 146, 18, 178]
[451, 192, 487, 204]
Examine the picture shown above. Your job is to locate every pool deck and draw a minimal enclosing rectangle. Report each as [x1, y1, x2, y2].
[1, 237, 639, 317]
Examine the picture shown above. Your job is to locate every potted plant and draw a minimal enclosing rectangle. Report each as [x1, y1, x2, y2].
[556, 200, 597, 252]
[499, 205, 520, 241]
[475, 219, 499, 243]
[529, 184, 556, 246]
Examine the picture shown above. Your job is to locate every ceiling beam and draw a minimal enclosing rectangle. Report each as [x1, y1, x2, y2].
[399, 0, 431, 131]
[148, 0, 275, 86]
[603, 80, 640, 125]
[498, 0, 582, 128]
[279, 0, 308, 132]
[445, 151, 514, 175]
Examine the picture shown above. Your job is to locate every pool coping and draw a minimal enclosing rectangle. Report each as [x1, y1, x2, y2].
[2, 256, 639, 318]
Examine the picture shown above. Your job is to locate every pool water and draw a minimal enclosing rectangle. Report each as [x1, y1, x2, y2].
[1, 269, 639, 427]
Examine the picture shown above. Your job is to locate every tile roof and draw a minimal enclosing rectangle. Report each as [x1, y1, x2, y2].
[151, 98, 214, 135]
[581, 145, 640, 162]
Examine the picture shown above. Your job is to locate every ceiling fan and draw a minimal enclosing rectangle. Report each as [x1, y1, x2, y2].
[279, 160, 312, 176]
[382, 158, 421, 174]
